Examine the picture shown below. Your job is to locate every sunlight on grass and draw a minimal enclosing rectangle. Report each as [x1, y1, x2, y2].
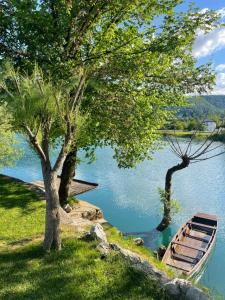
[0, 176, 45, 244]
[0, 175, 172, 300]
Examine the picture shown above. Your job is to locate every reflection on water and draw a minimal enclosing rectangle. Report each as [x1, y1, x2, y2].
[2, 138, 225, 298]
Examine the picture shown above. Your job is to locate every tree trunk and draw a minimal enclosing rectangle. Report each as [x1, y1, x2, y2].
[58, 146, 77, 207]
[42, 161, 61, 252]
[156, 157, 189, 231]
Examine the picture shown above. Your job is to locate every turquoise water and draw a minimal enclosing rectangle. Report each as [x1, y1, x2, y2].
[2, 138, 225, 298]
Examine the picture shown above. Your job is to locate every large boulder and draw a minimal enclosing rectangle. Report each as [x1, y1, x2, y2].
[96, 241, 111, 258]
[164, 279, 212, 300]
[90, 223, 107, 243]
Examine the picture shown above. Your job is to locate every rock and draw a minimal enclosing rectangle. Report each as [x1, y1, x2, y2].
[82, 208, 103, 220]
[63, 204, 72, 213]
[110, 243, 122, 251]
[119, 248, 142, 264]
[133, 237, 144, 246]
[96, 242, 111, 258]
[111, 243, 168, 284]
[96, 209, 103, 219]
[90, 223, 107, 243]
[164, 279, 212, 300]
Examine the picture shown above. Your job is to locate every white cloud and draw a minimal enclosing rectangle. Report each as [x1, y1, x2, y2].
[192, 28, 225, 58]
[192, 7, 225, 58]
[211, 72, 225, 95]
[215, 64, 225, 72]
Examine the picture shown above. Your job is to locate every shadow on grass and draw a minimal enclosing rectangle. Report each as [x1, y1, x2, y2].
[0, 175, 42, 213]
[0, 239, 171, 300]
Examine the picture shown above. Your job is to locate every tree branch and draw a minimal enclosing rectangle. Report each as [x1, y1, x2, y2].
[52, 117, 74, 173]
[71, 73, 86, 112]
[24, 125, 47, 162]
[191, 151, 225, 163]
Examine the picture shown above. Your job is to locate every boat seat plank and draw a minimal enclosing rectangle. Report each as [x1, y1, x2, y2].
[172, 253, 198, 264]
[166, 262, 191, 272]
[188, 221, 216, 230]
[172, 241, 206, 253]
[185, 233, 209, 243]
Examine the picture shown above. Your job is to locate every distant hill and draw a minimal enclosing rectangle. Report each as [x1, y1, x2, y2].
[179, 95, 225, 119]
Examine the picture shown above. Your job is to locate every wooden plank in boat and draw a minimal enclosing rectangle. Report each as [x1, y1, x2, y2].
[172, 241, 206, 253]
[194, 212, 217, 221]
[188, 221, 216, 230]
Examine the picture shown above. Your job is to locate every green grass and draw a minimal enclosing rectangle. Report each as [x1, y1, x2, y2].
[158, 130, 211, 139]
[103, 224, 174, 278]
[0, 238, 172, 300]
[0, 175, 45, 245]
[0, 174, 172, 300]
[158, 130, 225, 143]
[68, 196, 79, 206]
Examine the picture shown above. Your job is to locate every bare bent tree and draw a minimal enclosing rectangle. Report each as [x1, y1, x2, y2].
[157, 130, 225, 231]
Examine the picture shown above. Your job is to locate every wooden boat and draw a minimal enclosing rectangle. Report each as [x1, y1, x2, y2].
[162, 212, 217, 278]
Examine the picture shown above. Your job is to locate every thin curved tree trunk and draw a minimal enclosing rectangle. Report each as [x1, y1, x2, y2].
[156, 157, 189, 231]
[42, 161, 61, 251]
[58, 146, 77, 207]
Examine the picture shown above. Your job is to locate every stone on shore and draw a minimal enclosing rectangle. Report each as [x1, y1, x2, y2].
[90, 223, 107, 243]
[164, 278, 212, 300]
[96, 241, 111, 258]
[63, 204, 72, 213]
[133, 237, 144, 246]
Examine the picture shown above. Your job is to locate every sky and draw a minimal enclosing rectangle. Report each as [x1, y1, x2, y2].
[181, 1, 225, 94]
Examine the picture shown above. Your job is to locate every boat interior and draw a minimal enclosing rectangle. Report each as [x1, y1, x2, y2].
[165, 213, 217, 273]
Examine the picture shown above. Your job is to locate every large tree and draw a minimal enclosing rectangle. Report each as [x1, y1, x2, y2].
[0, 1, 219, 250]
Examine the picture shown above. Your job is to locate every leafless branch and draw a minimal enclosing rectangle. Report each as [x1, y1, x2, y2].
[166, 135, 183, 157]
[168, 128, 225, 165]
[191, 150, 225, 163]
[165, 136, 182, 157]
[189, 129, 218, 158]
[185, 131, 197, 155]
[173, 130, 184, 156]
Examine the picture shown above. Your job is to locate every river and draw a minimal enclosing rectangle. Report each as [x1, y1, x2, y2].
[2, 138, 225, 298]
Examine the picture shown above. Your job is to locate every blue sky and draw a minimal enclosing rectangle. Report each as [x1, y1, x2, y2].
[181, 1, 225, 94]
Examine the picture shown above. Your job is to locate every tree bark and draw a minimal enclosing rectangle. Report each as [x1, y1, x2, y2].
[58, 146, 77, 207]
[42, 161, 61, 252]
[156, 156, 190, 232]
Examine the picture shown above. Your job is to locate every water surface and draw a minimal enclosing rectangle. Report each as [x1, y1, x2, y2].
[2, 139, 225, 297]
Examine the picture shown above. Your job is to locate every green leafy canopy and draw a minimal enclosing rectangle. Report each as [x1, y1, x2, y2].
[0, 0, 219, 168]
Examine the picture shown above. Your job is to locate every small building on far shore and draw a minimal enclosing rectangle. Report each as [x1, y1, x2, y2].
[203, 120, 217, 132]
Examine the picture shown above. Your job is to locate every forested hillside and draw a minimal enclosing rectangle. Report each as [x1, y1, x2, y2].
[179, 95, 225, 119]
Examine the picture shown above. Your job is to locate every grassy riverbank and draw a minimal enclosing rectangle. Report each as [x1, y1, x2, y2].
[0, 175, 172, 300]
[159, 130, 225, 142]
